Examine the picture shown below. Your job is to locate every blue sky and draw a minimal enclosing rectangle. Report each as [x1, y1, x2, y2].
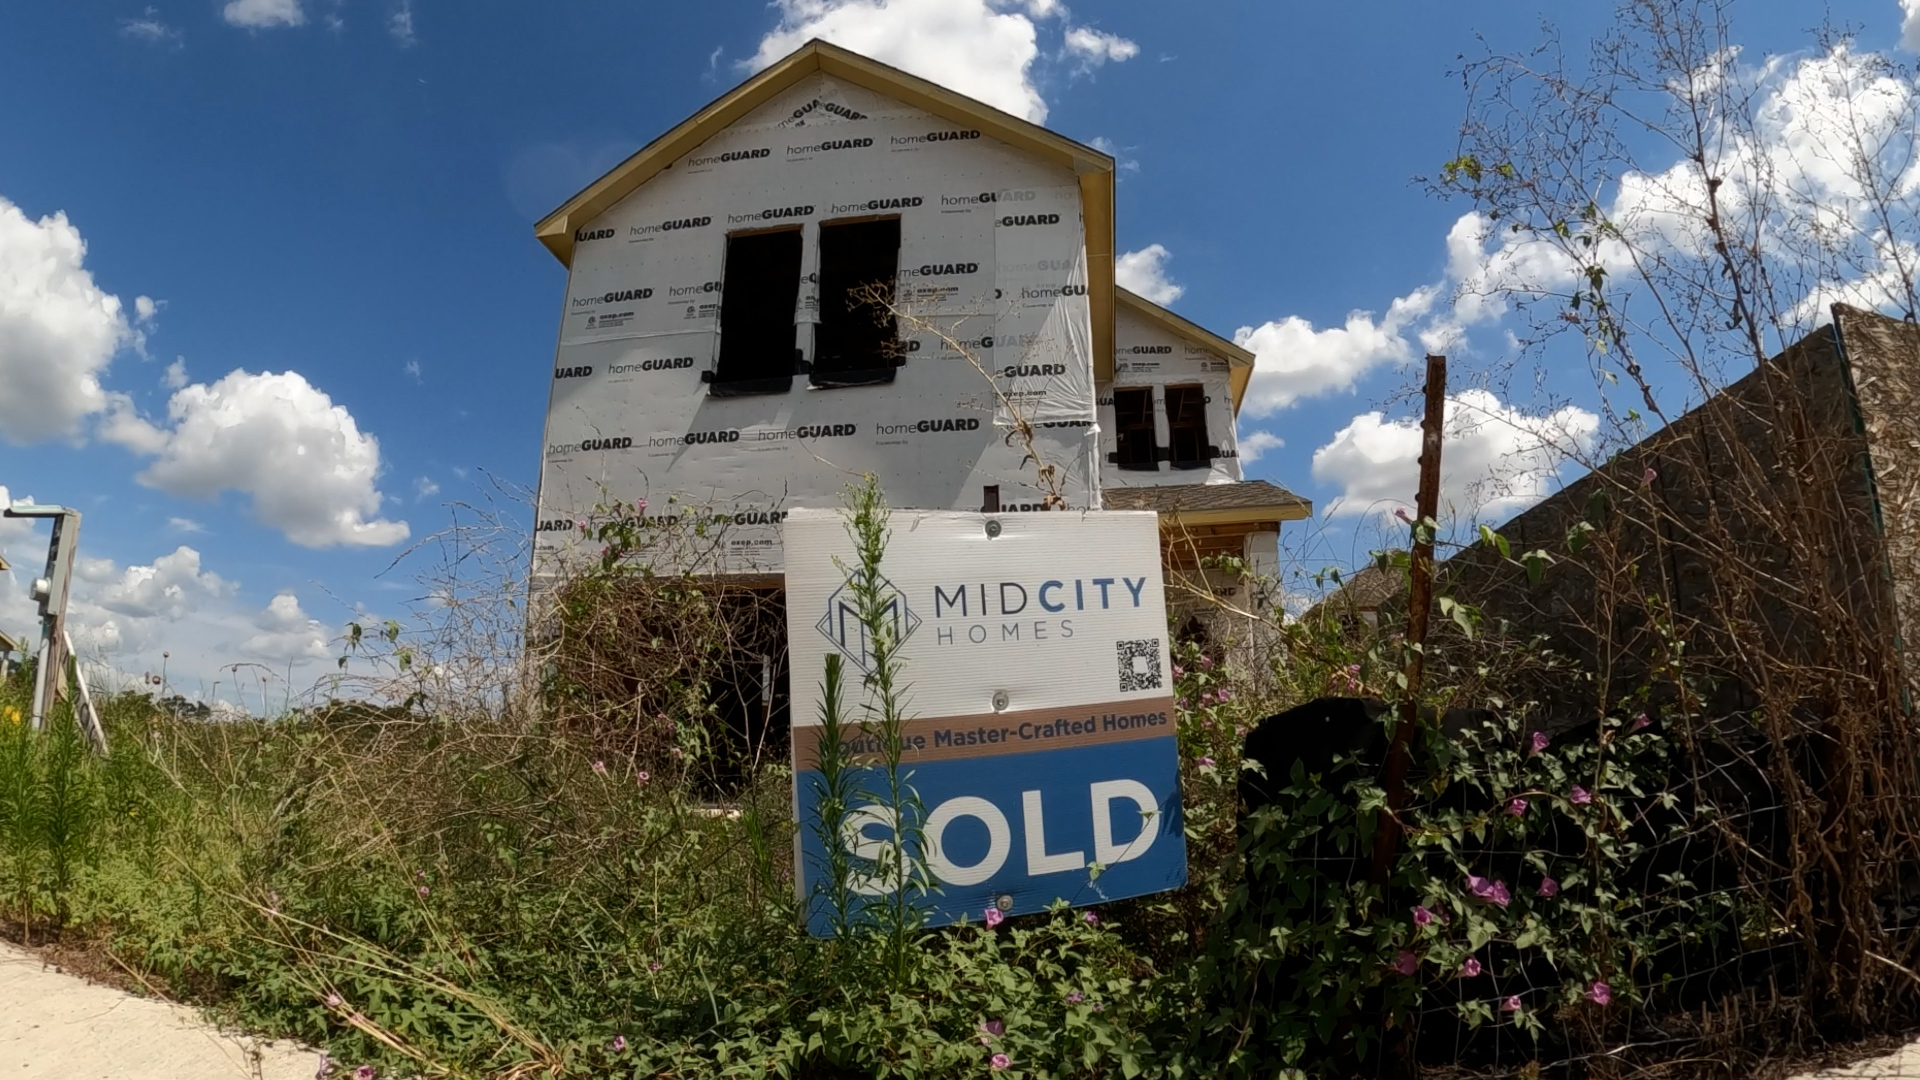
[0, 0, 1911, 701]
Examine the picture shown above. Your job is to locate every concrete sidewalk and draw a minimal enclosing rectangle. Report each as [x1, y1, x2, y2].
[0, 942, 317, 1079]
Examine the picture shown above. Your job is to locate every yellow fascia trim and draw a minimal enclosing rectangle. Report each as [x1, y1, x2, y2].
[1115, 287, 1256, 417]
[1156, 504, 1313, 528]
[533, 40, 1116, 364]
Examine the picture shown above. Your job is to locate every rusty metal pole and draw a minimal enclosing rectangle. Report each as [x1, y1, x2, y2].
[1370, 355, 1447, 887]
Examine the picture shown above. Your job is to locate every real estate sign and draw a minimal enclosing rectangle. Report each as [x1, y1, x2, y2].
[784, 508, 1186, 936]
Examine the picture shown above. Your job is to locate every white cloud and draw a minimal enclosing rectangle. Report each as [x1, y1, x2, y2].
[134, 295, 158, 322]
[224, 0, 304, 28]
[163, 357, 188, 389]
[0, 195, 134, 443]
[240, 592, 331, 663]
[1904, 0, 1920, 53]
[167, 516, 205, 534]
[104, 369, 409, 548]
[1235, 287, 1438, 416]
[82, 545, 234, 621]
[1311, 389, 1599, 520]
[414, 476, 439, 500]
[389, 0, 415, 46]
[1115, 244, 1183, 305]
[403, 358, 422, 382]
[1062, 26, 1138, 71]
[120, 9, 182, 46]
[1238, 430, 1284, 463]
[749, 0, 1134, 123]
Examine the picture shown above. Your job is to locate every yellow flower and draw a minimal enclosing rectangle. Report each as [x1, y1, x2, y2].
[3, 706, 19, 726]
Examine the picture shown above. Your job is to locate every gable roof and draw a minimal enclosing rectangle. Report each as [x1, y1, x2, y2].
[534, 39, 1119, 376]
[1116, 287, 1257, 417]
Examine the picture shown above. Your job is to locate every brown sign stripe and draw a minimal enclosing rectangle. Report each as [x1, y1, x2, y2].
[791, 696, 1177, 770]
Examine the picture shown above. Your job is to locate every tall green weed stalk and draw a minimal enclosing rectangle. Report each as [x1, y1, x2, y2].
[805, 476, 932, 982]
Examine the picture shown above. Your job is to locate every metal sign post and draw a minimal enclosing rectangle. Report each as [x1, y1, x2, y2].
[5, 504, 81, 731]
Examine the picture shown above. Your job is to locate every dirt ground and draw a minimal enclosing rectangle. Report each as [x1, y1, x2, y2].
[7, 933, 1920, 1079]
[0, 941, 317, 1079]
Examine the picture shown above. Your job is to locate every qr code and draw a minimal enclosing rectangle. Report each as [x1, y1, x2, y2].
[1117, 639, 1163, 692]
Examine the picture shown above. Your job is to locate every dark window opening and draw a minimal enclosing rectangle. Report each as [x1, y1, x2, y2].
[981, 485, 1001, 513]
[1165, 384, 1213, 470]
[710, 229, 803, 396]
[1111, 387, 1159, 470]
[813, 217, 901, 387]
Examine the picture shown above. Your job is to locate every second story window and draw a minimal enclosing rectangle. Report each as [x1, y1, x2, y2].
[812, 217, 901, 387]
[1112, 386, 1158, 471]
[1165, 384, 1212, 470]
[710, 228, 803, 396]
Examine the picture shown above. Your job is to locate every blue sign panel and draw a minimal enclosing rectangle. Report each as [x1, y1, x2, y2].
[794, 736, 1188, 935]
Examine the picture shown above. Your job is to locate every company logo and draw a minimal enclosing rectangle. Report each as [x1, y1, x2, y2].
[554, 366, 592, 379]
[998, 213, 1062, 228]
[1002, 363, 1066, 379]
[874, 416, 982, 435]
[668, 281, 723, 298]
[817, 568, 921, 673]
[648, 428, 740, 447]
[686, 147, 771, 167]
[1128, 345, 1173, 354]
[546, 436, 633, 455]
[889, 129, 982, 147]
[571, 286, 653, 309]
[534, 518, 577, 533]
[794, 423, 856, 439]
[1020, 283, 1087, 300]
[788, 137, 873, 155]
[606, 356, 695, 374]
[903, 261, 979, 277]
[828, 195, 922, 214]
[939, 189, 1038, 208]
[724, 508, 789, 526]
[749, 424, 859, 442]
[573, 227, 615, 243]
[789, 98, 868, 122]
[726, 205, 813, 225]
[627, 216, 712, 238]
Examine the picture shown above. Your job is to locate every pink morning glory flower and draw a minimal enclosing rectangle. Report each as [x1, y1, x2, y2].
[1529, 730, 1549, 754]
[1083, 910, 1099, 925]
[1631, 712, 1651, 732]
[981, 1019, 1005, 1038]
[1198, 755, 1216, 767]
[1538, 877, 1559, 898]
[591, 760, 607, 776]
[1570, 785, 1593, 805]
[984, 907, 1005, 928]
[1468, 875, 1511, 906]
[1642, 467, 1658, 486]
[1502, 995, 1522, 1013]
[1413, 905, 1435, 927]
[1587, 980, 1612, 1006]
[610, 1035, 627, 1052]
[1392, 951, 1418, 976]
[1461, 957, 1482, 978]
[990, 1054, 1011, 1071]
[1067, 991, 1084, 1003]
[1507, 798, 1529, 816]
